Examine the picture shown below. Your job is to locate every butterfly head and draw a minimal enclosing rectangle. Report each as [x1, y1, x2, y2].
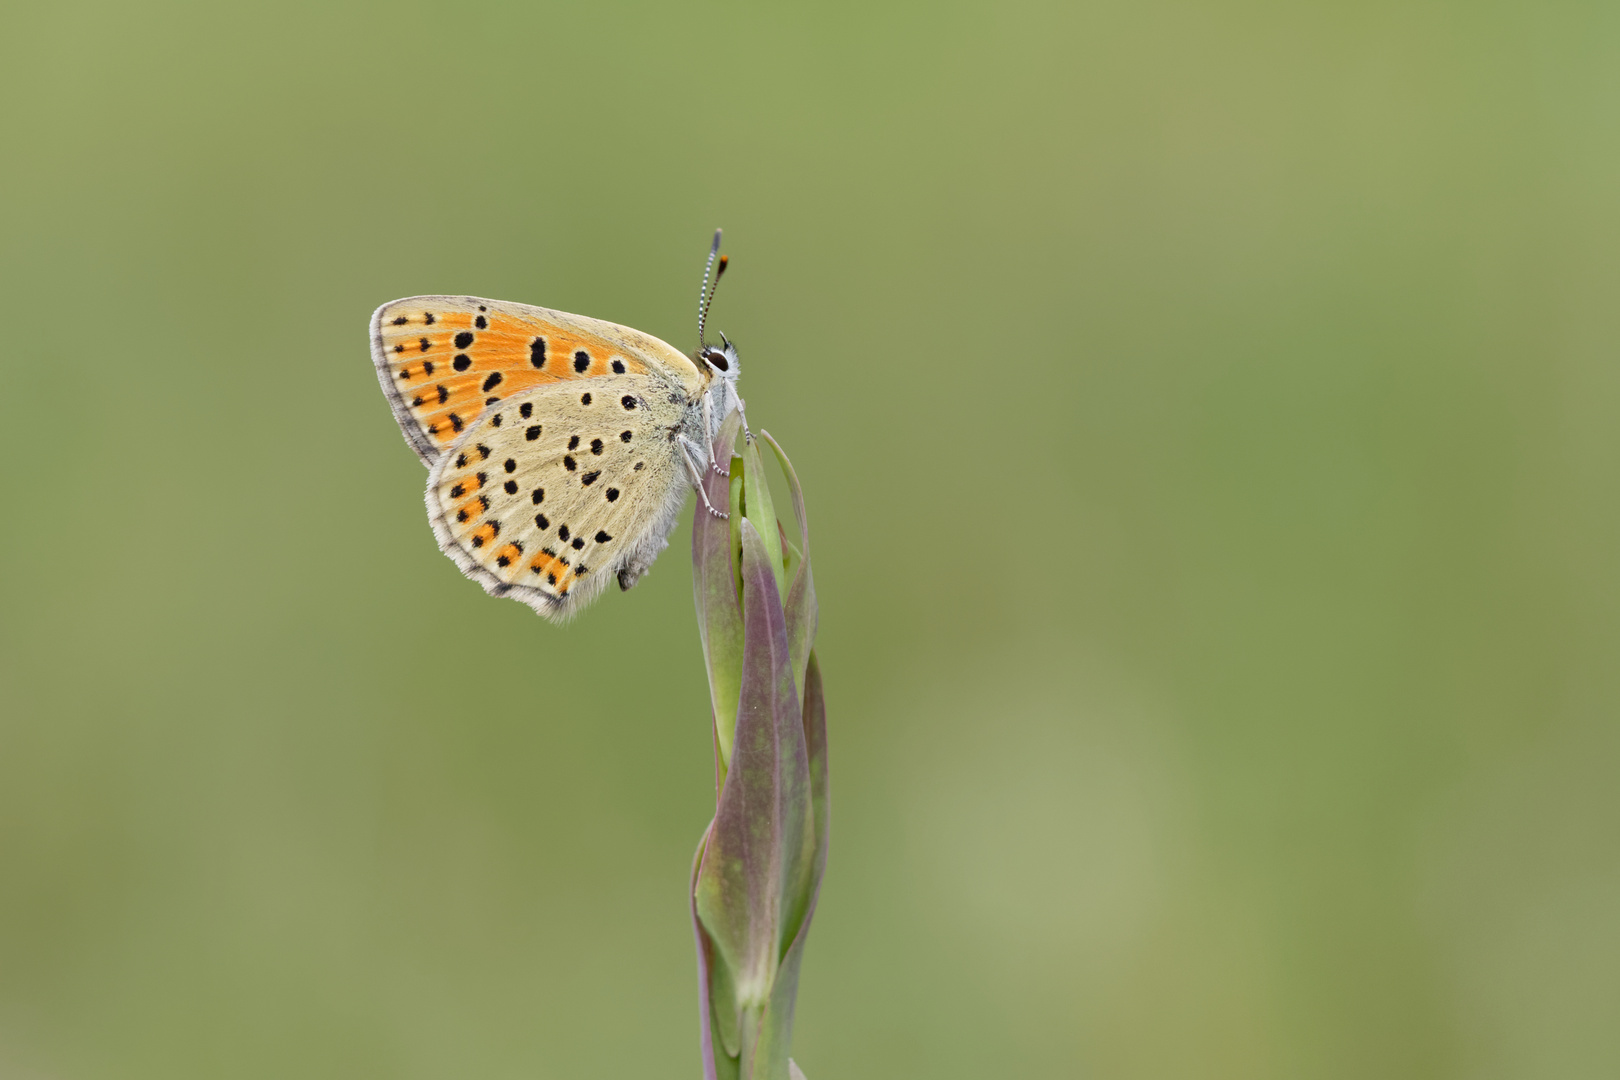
[699, 333, 743, 423]
[699, 334, 741, 382]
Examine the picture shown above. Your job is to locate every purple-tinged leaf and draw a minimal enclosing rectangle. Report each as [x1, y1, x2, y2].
[693, 520, 814, 1080]
[691, 425, 825, 1080]
[693, 410, 745, 775]
[691, 826, 724, 1080]
[802, 651, 829, 921]
[691, 829, 743, 1080]
[752, 651, 828, 1076]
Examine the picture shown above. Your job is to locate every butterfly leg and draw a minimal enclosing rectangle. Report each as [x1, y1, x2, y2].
[702, 393, 730, 476]
[679, 436, 730, 519]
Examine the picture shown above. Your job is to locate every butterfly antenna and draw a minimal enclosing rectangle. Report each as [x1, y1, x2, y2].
[702, 255, 728, 346]
[696, 229, 727, 348]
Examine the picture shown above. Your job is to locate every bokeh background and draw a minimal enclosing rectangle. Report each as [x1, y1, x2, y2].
[3, 1, 1618, 1077]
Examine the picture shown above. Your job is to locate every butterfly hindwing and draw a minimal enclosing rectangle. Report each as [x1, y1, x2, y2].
[371, 295, 703, 466]
[424, 377, 695, 619]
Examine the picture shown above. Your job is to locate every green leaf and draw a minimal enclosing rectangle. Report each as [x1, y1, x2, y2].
[692, 410, 745, 774]
[738, 434, 787, 601]
[759, 431, 817, 699]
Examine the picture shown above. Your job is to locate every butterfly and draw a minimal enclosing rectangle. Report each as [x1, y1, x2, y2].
[370, 232, 743, 621]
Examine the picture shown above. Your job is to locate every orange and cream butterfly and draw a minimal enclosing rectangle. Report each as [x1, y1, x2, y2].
[370, 231, 743, 620]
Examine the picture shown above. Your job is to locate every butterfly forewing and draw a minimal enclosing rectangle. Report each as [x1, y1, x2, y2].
[425, 377, 690, 619]
[371, 295, 702, 466]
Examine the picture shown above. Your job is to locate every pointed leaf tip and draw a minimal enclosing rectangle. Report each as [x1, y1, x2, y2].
[738, 435, 787, 600]
[759, 430, 817, 696]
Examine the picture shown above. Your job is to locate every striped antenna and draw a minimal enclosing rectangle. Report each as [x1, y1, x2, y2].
[696, 229, 725, 348]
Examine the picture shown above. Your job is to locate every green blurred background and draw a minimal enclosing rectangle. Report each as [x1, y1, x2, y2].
[3, 1, 1618, 1077]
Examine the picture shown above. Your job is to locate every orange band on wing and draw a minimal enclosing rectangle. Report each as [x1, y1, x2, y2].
[379, 303, 651, 452]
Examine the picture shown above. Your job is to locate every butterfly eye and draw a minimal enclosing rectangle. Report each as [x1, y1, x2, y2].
[702, 348, 729, 372]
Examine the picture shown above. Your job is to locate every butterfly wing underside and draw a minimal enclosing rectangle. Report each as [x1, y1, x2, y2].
[425, 378, 692, 618]
[370, 295, 703, 465]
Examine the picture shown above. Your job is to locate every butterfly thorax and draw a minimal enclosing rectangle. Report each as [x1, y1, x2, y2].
[695, 339, 744, 450]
